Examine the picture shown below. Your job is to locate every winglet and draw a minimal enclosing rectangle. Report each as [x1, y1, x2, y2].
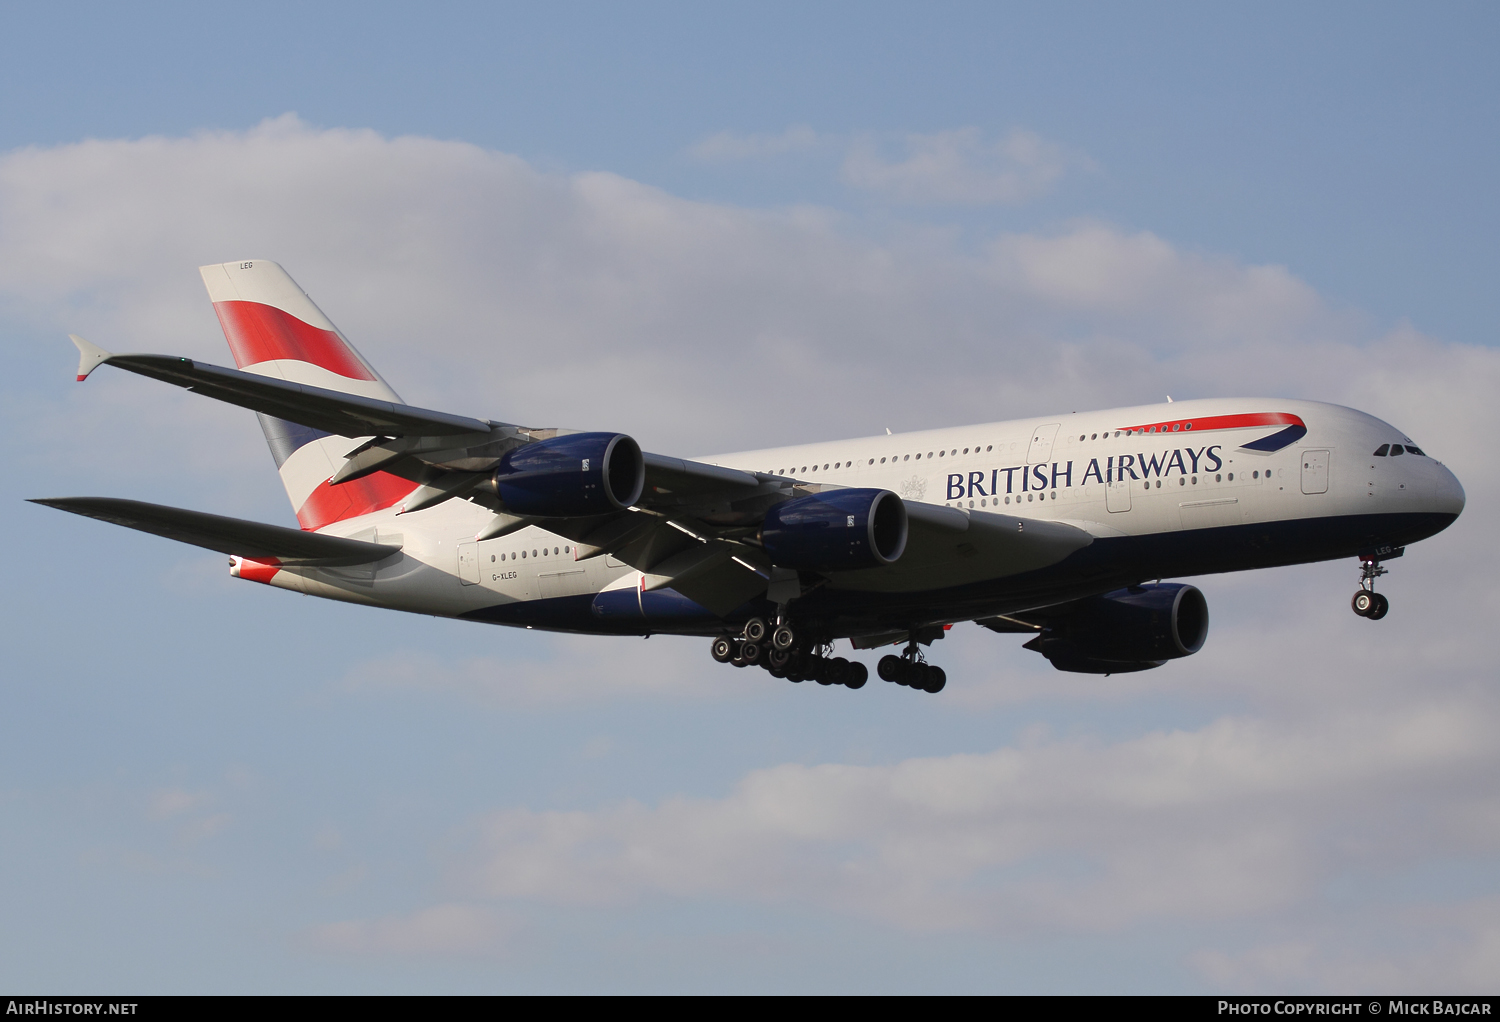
[69, 334, 113, 381]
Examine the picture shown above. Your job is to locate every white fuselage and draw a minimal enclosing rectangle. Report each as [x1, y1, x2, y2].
[244, 397, 1464, 632]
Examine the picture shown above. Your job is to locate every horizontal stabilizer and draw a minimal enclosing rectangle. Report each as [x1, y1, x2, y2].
[79, 350, 491, 439]
[30, 497, 402, 566]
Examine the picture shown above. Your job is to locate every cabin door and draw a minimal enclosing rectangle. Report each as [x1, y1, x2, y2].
[1301, 450, 1330, 494]
[457, 540, 481, 585]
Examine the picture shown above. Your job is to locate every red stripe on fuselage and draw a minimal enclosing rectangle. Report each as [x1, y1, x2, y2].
[1115, 412, 1304, 436]
[212, 301, 377, 380]
[296, 472, 416, 532]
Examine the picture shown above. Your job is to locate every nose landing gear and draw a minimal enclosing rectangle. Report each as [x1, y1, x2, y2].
[877, 641, 946, 693]
[1352, 555, 1392, 620]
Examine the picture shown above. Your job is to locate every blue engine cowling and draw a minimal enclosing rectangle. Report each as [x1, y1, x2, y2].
[761, 488, 908, 570]
[494, 432, 645, 516]
[1023, 583, 1209, 674]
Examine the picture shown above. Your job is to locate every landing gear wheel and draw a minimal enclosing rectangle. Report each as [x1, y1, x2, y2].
[825, 657, 850, 686]
[771, 625, 796, 651]
[710, 636, 735, 663]
[767, 647, 791, 671]
[1368, 592, 1390, 620]
[740, 641, 763, 666]
[785, 653, 807, 682]
[743, 617, 768, 644]
[923, 666, 947, 693]
[1351, 591, 1375, 617]
[878, 655, 903, 682]
[845, 661, 868, 689]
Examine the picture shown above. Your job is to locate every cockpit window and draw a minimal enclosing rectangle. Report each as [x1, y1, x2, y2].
[1405, 445, 1425, 456]
[1389, 444, 1404, 456]
[1373, 444, 1390, 456]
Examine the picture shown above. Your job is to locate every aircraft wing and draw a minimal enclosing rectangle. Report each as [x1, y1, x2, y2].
[824, 502, 1094, 592]
[72, 336, 489, 439]
[63, 335, 1089, 612]
[30, 497, 402, 566]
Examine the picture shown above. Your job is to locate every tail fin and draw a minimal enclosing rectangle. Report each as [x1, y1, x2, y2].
[200, 260, 415, 531]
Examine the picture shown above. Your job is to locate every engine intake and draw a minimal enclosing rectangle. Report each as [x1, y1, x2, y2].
[1023, 583, 1209, 674]
[761, 489, 907, 571]
[494, 432, 644, 517]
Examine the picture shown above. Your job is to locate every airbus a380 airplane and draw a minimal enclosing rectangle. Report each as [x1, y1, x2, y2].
[36, 261, 1466, 692]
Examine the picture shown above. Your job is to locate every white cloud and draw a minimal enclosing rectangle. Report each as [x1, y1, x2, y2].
[452, 701, 1499, 938]
[841, 127, 1085, 205]
[1, 115, 1486, 463]
[687, 124, 1087, 206]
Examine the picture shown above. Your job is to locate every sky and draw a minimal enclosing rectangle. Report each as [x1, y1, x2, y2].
[1, 1, 1497, 994]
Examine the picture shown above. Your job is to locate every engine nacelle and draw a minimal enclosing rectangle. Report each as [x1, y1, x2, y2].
[494, 432, 645, 517]
[1023, 583, 1209, 674]
[761, 488, 908, 571]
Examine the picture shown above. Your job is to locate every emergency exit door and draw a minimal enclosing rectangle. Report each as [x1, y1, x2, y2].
[1027, 423, 1060, 464]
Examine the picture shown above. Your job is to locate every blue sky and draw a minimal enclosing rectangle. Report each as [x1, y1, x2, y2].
[2, 1, 1497, 993]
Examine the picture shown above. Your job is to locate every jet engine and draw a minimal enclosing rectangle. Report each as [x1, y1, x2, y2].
[1023, 583, 1209, 674]
[761, 488, 908, 570]
[494, 432, 645, 516]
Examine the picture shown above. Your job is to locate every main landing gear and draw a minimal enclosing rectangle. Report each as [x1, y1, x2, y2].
[708, 618, 868, 689]
[1351, 555, 1391, 620]
[877, 641, 946, 694]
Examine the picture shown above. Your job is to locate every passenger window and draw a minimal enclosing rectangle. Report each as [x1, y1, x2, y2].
[1390, 445, 1404, 457]
[1373, 445, 1389, 456]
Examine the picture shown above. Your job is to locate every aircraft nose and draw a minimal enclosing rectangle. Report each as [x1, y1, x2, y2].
[1433, 462, 1466, 517]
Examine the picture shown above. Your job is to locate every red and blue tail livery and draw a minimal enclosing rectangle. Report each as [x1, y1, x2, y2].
[36, 261, 1466, 691]
[200, 261, 416, 531]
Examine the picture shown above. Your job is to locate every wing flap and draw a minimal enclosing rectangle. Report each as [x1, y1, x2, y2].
[31, 497, 402, 566]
